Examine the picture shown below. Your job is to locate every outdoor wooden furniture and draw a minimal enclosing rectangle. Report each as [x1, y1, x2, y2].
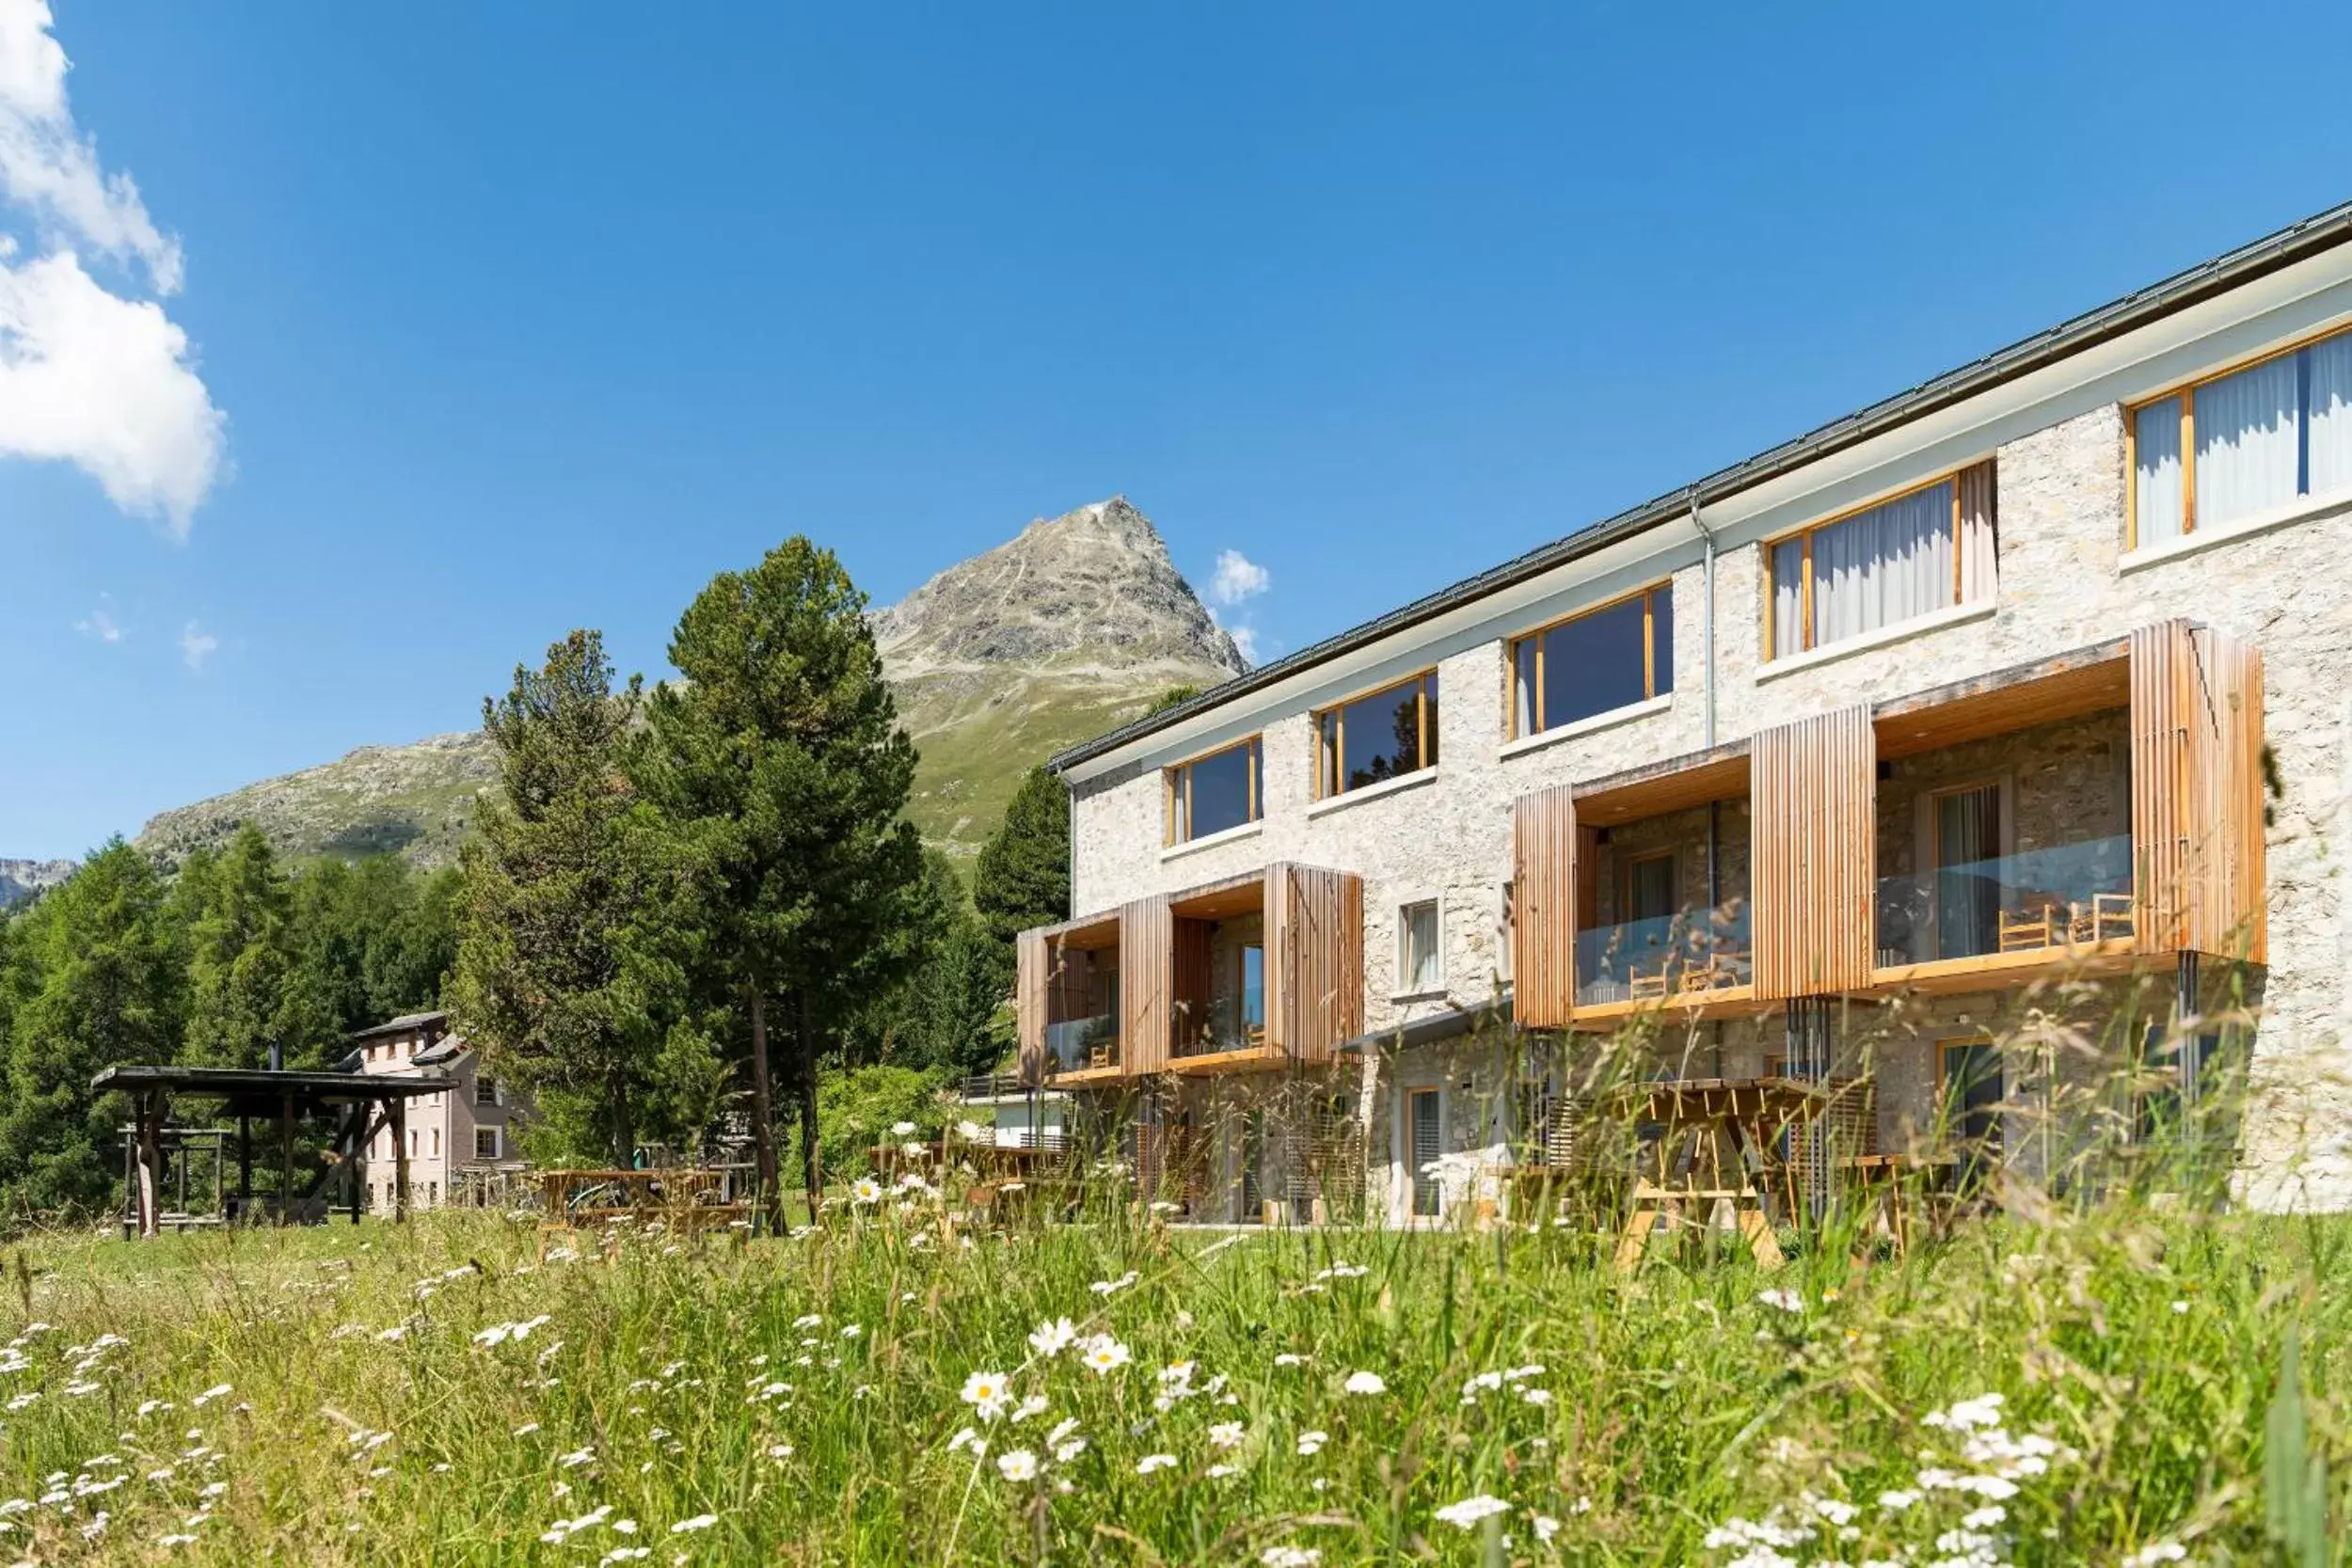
[2074, 893, 2135, 942]
[1629, 963, 1670, 1001]
[1603, 1076, 1847, 1273]
[535, 1168, 748, 1241]
[1997, 895, 2065, 952]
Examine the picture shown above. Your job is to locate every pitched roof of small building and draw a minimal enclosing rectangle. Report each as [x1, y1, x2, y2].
[347, 1010, 450, 1041]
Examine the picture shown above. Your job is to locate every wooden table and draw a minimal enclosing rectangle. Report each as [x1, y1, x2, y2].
[1602, 1076, 1850, 1273]
[1836, 1153, 1959, 1256]
[536, 1168, 747, 1240]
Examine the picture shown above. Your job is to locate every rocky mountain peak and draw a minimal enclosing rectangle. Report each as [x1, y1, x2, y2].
[872, 497, 1248, 680]
[0, 858, 78, 909]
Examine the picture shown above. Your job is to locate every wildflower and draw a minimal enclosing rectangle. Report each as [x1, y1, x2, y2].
[850, 1179, 882, 1205]
[512, 1422, 541, 1437]
[1273, 1353, 1306, 1368]
[1295, 1430, 1327, 1456]
[961, 1370, 1016, 1423]
[1150, 1199, 1181, 1213]
[1022, 1317, 1078, 1360]
[839, 1323, 863, 1340]
[191, 1385, 232, 1406]
[1208, 1421, 1246, 1450]
[792, 1314, 821, 1329]
[1343, 1370, 1387, 1396]
[1206, 1463, 1238, 1478]
[767, 1444, 793, 1460]
[671, 1513, 718, 1533]
[1756, 1288, 1804, 1313]
[1011, 1394, 1049, 1423]
[892, 1121, 917, 1136]
[1054, 1438, 1086, 1464]
[1876, 1489, 1920, 1512]
[1089, 1271, 1139, 1297]
[1434, 1494, 1511, 1529]
[1136, 1453, 1177, 1474]
[946, 1428, 982, 1455]
[1531, 1513, 1560, 1543]
[1923, 1392, 2005, 1430]
[2170, 1299, 2190, 1315]
[996, 1449, 1039, 1482]
[2123, 1544, 2189, 1567]
[1262, 1548, 1322, 1567]
[1079, 1336, 1131, 1376]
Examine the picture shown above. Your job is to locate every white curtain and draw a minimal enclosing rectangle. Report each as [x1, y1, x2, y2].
[2195, 354, 2299, 529]
[1770, 539, 1804, 657]
[2134, 397, 2185, 545]
[2308, 333, 2352, 498]
[1809, 481, 1953, 647]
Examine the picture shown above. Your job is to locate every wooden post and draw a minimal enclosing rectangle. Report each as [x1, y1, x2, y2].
[278, 1094, 296, 1227]
[135, 1093, 162, 1241]
[389, 1096, 410, 1224]
[237, 1115, 251, 1216]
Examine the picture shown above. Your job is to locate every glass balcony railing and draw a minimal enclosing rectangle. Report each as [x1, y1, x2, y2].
[1044, 1014, 1119, 1073]
[1573, 902, 1753, 1006]
[1874, 833, 2133, 967]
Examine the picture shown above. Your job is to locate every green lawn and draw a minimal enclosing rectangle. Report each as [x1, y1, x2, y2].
[0, 1189, 2340, 1564]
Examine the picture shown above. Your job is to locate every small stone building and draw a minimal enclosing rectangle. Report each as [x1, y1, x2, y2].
[352, 1011, 530, 1210]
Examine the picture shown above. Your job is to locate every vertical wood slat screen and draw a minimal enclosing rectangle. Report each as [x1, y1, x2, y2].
[1120, 896, 1172, 1075]
[1169, 919, 1216, 1058]
[1015, 928, 1047, 1085]
[1752, 705, 1876, 998]
[1266, 863, 1364, 1066]
[1511, 786, 1579, 1028]
[2131, 621, 2267, 962]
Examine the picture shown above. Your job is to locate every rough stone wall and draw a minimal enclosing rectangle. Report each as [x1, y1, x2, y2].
[1069, 397, 2352, 1207]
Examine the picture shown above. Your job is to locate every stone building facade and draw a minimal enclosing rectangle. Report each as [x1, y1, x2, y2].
[1033, 205, 2352, 1222]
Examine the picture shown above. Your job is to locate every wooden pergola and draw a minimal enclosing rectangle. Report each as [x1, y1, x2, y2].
[91, 1065, 453, 1239]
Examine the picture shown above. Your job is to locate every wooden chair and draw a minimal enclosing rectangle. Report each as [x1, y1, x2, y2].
[1629, 963, 1670, 1001]
[1088, 1042, 1112, 1070]
[2073, 893, 2135, 943]
[1996, 895, 2065, 953]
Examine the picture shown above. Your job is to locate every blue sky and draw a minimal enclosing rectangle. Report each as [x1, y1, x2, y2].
[6, 2, 2352, 862]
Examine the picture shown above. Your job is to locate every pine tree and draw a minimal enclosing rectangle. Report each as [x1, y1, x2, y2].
[447, 630, 708, 1167]
[180, 825, 325, 1068]
[638, 538, 927, 1224]
[973, 766, 1070, 950]
[0, 841, 183, 1215]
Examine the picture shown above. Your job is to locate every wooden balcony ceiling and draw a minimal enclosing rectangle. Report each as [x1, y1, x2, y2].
[1573, 739, 1752, 828]
[1167, 1044, 1285, 1076]
[1871, 637, 2129, 761]
[1168, 867, 1267, 921]
[1034, 908, 1120, 951]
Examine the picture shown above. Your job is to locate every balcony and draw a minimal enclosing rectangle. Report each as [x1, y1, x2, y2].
[1574, 902, 1754, 1009]
[1045, 1014, 1120, 1077]
[1875, 833, 2134, 974]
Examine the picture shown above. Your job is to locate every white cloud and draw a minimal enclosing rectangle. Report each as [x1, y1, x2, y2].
[0, 0, 181, 292]
[1226, 624, 1261, 664]
[0, 249, 223, 531]
[72, 596, 121, 641]
[178, 618, 215, 670]
[0, 0, 222, 533]
[1209, 548, 1270, 606]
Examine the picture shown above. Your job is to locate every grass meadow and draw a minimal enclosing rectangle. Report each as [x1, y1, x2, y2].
[0, 1168, 2340, 1567]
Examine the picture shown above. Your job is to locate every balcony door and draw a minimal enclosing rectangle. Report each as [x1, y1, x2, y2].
[1937, 1037, 2003, 1191]
[1931, 784, 2003, 959]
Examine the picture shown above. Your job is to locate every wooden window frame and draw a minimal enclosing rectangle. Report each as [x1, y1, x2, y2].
[1761, 467, 1978, 661]
[474, 1126, 501, 1162]
[1311, 670, 1438, 800]
[1614, 847, 1678, 924]
[1506, 579, 1673, 740]
[2123, 320, 2352, 552]
[1162, 734, 1263, 847]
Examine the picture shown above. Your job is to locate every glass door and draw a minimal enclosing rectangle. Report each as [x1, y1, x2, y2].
[1933, 785, 2002, 959]
[1408, 1088, 1443, 1219]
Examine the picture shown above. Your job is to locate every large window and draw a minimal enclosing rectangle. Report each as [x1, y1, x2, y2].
[1314, 672, 1438, 799]
[2131, 326, 2352, 547]
[474, 1127, 501, 1162]
[1165, 736, 1263, 846]
[1238, 944, 1264, 1039]
[1510, 582, 1672, 738]
[1766, 463, 1996, 659]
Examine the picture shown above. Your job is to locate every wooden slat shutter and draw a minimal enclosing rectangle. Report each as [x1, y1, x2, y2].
[1120, 895, 1172, 1075]
[1267, 863, 1364, 1065]
[1511, 786, 1578, 1028]
[1752, 705, 1876, 998]
[2132, 620, 2266, 961]
[1015, 928, 1047, 1085]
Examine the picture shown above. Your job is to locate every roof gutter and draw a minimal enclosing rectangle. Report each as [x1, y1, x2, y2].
[1053, 197, 2352, 775]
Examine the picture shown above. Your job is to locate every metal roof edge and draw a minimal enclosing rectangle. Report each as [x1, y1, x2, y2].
[1052, 197, 2352, 775]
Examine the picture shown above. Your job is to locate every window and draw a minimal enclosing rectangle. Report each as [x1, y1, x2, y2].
[430, 1129, 440, 1158]
[1936, 1037, 2003, 1192]
[1315, 672, 1438, 798]
[475, 1127, 501, 1161]
[1766, 463, 1996, 658]
[1496, 881, 1515, 985]
[475, 1078, 498, 1107]
[1238, 944, 1265, 1039]
[1407, 1087, 1443, 1219]
[1398, 899, 1442, 994]
[408, 1130, 418, 1158]
[1618, 850, 1677, 924]
[1165, 736, 1263, 846]
[2137, 1026, 2232, 1145]
[1510, 582, 1672, 737]
[2130, 326, 2352, 547]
